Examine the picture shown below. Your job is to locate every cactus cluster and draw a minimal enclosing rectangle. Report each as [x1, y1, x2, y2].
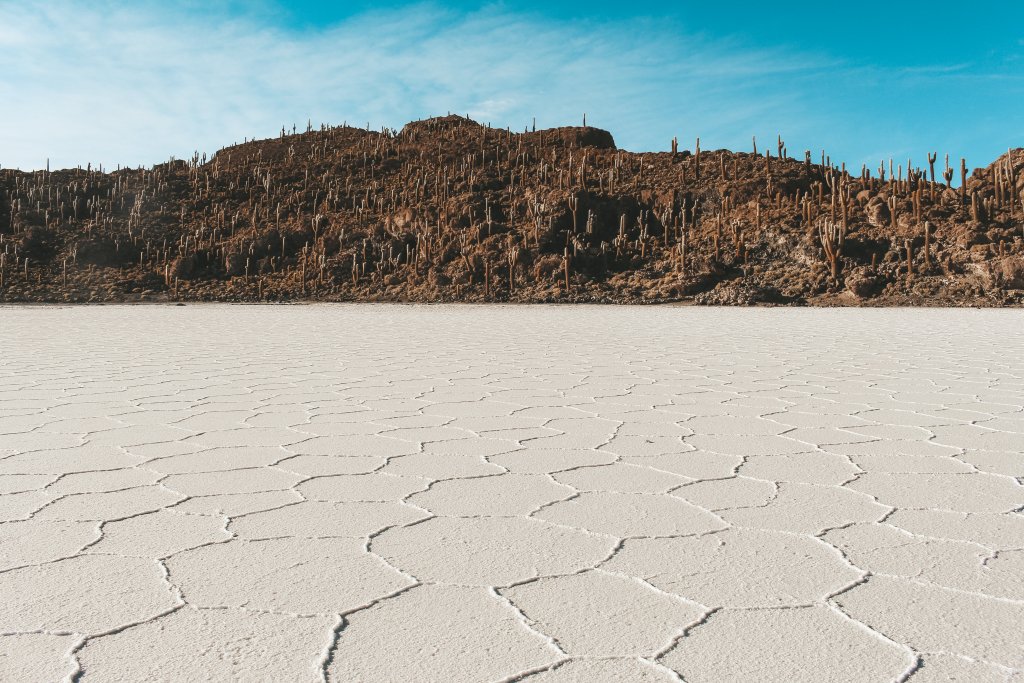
[0, 116, 1021, 305]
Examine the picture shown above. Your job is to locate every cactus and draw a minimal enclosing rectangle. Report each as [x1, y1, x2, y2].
[507, 245, 519, 293]
[927, 153, 938, 201]
[818, 217, 844, 281]
[678, 231, 687, 275]
[3, 113, 1022, 305]
[694, 138, 701, 182]
[923, 221, 931, 269]
[731, 219, 743, 258]
[960, 158, 968, 204]
[562, 248, 570, 291]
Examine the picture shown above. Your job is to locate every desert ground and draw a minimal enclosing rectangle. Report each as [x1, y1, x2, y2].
[0, 305, 1022, 682]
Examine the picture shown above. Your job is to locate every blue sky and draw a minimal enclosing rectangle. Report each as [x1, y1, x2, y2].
[1, 1, 1021, 171]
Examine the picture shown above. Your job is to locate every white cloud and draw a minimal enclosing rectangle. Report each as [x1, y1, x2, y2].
[0, 2, 821, 169]
[0, 1, 1019, 171]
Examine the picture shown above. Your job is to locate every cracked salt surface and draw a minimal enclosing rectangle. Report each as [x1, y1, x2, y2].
[0, 305, 1022, 682]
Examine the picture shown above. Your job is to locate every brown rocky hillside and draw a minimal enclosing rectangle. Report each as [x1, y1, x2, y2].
[1, 115, 1022, 305]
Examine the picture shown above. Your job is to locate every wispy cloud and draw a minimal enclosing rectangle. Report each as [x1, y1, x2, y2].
[0, 1, 1020, 171]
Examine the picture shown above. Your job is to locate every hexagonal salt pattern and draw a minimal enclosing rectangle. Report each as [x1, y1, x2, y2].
[0, 305, 1022, 682]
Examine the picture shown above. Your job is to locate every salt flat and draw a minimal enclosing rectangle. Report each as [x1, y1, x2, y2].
[0, 305, 1022, 682]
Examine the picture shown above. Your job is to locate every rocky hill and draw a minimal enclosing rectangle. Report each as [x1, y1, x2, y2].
[1, 116, 1021, 305]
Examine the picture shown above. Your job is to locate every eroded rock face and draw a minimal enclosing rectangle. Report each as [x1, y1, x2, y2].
[18, 227, 57, 261]
[864, 195, 892, 228]
[74, 236, 124, 267]
[990, 256, 1024, 289]
[223, 252, 247, 277]
[846, 269, 884, 298]
[694, 282, 786, 306]
[541, 125, 617, 150]
[170, 254, 201, 280]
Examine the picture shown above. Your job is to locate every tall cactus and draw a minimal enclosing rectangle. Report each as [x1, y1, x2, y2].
[818, 217, 844, 281]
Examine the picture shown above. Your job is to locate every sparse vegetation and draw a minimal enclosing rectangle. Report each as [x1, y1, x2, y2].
[0, 115, 1021, 305]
